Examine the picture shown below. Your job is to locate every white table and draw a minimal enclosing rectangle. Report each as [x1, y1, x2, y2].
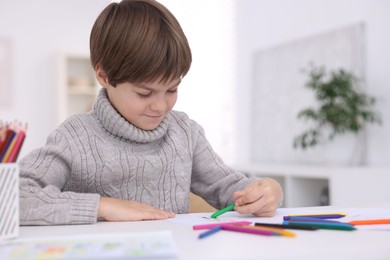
[14, 204, 390, 259]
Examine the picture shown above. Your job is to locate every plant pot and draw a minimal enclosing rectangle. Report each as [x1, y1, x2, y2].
[293, 130, 366, 166]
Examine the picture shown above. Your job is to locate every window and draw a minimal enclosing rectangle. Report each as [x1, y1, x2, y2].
[161, 0, 237, 163]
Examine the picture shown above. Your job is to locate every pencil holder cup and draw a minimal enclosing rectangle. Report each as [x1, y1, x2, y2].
[0, 163, 19, 240]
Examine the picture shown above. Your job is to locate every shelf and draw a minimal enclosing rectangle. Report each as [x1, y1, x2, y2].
[57, 52, 99, 125]
[233, 163, 390, 208]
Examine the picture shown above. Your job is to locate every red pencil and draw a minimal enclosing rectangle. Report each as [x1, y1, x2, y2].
[8, 128, 26, 163]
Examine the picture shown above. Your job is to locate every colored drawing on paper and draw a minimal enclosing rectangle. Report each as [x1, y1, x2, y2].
[0, 231, 178, 260]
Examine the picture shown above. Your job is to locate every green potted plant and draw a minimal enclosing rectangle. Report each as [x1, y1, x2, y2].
[293, 64, 382, 149]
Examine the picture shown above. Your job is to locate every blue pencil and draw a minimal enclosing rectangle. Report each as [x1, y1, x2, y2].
[198, 225, 222, 239]
[283, 216, 342, 223]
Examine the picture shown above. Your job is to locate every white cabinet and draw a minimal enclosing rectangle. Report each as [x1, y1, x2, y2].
[234, 164, 390, 208]
[57, 52, 99, 125]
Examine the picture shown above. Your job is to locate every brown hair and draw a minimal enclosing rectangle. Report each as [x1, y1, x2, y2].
[90, 0, 192, 86]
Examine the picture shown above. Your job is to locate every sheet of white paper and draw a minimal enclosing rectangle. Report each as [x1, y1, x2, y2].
[167, 212, 252, 226]
[0, 231, 179, 260]
[336, 208, 390, 231]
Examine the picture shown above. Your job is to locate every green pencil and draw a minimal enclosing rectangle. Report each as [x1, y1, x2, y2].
[284, 221, 356, 231]
[211, 203, 235, 219]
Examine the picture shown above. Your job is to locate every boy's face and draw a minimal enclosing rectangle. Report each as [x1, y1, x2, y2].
[105, 78, 181, 130]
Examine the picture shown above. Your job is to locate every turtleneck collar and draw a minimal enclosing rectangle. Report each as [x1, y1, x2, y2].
[93, 88, 170, 143]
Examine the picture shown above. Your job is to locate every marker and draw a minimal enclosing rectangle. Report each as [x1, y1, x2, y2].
[198, 225, 222, 239]
[284, 221, 356, 231]
[348, 219, 390, 225]
[255, 222, 318, 231]
[210, 203, 235, 219]
[193, 221, 252, 230]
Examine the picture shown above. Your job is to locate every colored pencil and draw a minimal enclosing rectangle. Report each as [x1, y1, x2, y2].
[210, 204, 235, 219]
[198, 226, 222, 239]
[349, 219, 390, 225]
[255, 222, 318, 231]
[0, 129, 16, 162]
[221, 225, 277, 236]
[193, 221, 252, 230]
[287, 212, 347, 219]
[0, 120, 27, 163]
[8, 129, 26, 163]
[284, 221, 356, 231]
[241, 225, 296, 237]
[283, 216, 342, 223]
[1, 131, 17, 163]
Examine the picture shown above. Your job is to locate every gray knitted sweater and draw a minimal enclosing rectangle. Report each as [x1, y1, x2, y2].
[19, 88, 256, 225]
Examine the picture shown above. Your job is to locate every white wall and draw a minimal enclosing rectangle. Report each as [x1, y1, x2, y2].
[160, 0, 237, 163]
[1, 0, 239, 164]
[0, 0, 109, 158]
[1, 0, 389, 166]
[236, 0, 390, 166]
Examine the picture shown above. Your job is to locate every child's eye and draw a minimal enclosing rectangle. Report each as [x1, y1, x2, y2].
[168, 88, 177, 94]
[137, 92, 152, 98]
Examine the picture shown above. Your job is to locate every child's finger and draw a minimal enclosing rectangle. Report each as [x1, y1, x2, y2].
[253, 210, 275, 217]
[235, 184, 264, 206]
[235, 197, 266, 214]
[233, 191, 243, 200]
[142, 210, 175, 220]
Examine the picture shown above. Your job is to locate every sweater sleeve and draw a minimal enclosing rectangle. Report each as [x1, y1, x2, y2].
[18, 129, 100, 226]
[189, 121, 258, 210]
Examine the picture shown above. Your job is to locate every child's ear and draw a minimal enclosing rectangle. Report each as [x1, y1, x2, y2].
[95, 65, 110, 88]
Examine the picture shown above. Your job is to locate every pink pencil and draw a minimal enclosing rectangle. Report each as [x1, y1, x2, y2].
[222, 225, 277, 236]
[193, 221, 252, 230]
[8, 129, 26, 163]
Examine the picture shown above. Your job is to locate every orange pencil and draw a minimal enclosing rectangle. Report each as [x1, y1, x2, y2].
[241, 225, 296, 237]
[349, 219, 390, 225]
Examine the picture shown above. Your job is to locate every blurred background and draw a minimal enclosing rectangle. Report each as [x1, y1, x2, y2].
[1, 0, 389, 207]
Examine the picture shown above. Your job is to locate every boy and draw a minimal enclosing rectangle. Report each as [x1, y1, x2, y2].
[19, 0, 283, 225]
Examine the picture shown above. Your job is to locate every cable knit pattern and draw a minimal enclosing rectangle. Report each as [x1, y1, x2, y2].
[19, 88, 257, 225]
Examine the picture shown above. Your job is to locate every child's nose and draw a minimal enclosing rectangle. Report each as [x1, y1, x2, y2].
[150, 97, 167, 112]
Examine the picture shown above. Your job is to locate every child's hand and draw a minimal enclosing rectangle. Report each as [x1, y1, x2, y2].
[233, 178, 283, 217]
[98, 197, 175, 221]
